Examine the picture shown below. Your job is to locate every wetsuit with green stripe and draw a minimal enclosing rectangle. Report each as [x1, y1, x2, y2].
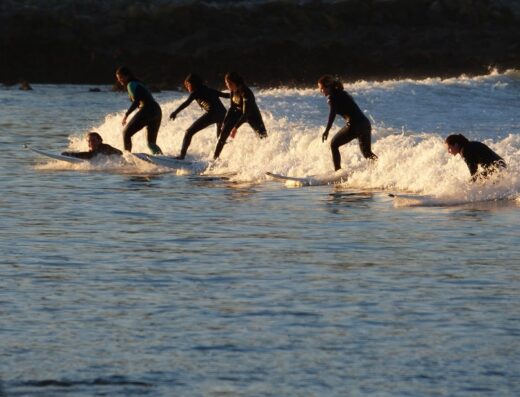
[214, 86, 267, 159]
[123, 80, 163, 154]
[170, 85, 230, 159]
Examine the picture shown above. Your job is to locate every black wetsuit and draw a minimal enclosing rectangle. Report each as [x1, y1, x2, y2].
[460, 140, 506, 181]
[324, 89, 376, 171]
[214, 86, 267, 159]
[170, 85, 230, 159]
[123, 80, 162, 154]
[62, 143, 122, 159]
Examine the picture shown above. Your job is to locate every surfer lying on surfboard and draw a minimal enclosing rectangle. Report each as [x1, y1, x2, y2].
[445, 134, 506, 182]
[61, 132, 122, 159]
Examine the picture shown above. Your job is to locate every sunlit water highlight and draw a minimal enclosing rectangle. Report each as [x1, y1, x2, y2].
[1, 70, 519, 396]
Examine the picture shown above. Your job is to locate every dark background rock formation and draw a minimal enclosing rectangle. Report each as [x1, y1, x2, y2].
[1, 0, 519, 88]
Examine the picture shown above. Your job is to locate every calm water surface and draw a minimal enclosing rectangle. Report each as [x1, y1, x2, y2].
[1, 82, 519, 396]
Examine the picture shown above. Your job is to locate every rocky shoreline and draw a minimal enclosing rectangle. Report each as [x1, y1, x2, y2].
[1, 0, 519, 89]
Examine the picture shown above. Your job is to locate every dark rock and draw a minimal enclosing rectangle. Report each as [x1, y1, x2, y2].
[19, 81, 32, 90]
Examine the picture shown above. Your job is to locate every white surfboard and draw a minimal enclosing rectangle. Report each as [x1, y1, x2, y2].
[132, 153, 195, 168]
[199, 170, 237, 179]
[266, 170, 348, 186]
[389, 193, 466, 207]
[25, 145, 87, 164]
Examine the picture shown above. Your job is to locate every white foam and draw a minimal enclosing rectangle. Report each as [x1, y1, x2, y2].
[58, 69, 519, 204]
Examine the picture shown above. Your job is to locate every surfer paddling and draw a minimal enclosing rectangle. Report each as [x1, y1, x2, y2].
[61, 132, 122, 159]
[169, 74, 230, 159]
[445, 134, 506, 181]
[213, 72, 268, 159]
[318, 75, 377, 171]
[116, 66, 163, 155]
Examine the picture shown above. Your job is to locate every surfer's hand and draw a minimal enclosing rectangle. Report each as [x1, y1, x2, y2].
[230, 128, 238, 139]
[169, 112, 176, 121]
[322, 132, 328, 142]
[122, 115, 127, 126]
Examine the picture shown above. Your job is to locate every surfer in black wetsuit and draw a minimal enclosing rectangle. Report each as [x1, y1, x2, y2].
[169, 74, 230, 159]
[213, 72, 267, 159]
[318, 75, 377, 171]
[62, 132, 122, 159]
[445, 134, 506, 181]
[116, 66, 163, 154]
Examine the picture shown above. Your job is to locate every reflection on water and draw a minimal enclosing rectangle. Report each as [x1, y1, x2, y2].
[126, 174, 167, 185]
[455, 198, 520, 213]
[1, 84, 519, 397]
[325, 189, 374, 213]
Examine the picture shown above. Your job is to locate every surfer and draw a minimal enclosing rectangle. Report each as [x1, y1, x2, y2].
[213, 72, 267, 159]
[445, 134, 506, 181]
[61, 132, 122, 159]
[318, 75, 377, 171]
[169, 74, 230, 159]
[115, 66, 163, 154]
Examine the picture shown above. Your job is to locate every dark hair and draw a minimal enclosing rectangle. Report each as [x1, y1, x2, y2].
[225, 72, 245, 88]
[88, 132, 103, 142]
[184, 73, 203, 90]
[318, 75, 343, 91]
[116, 66, 136, 80]
[445, 134, 469, 147]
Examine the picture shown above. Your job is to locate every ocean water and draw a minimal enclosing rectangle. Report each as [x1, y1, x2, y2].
[1, 70, 519, 396]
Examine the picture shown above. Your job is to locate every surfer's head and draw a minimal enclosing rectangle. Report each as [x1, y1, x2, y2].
[184, 73, 203, 93]
[224, 72, 244, 92]
[445, 134, 469, 156]
[115, 66, 135, 86]
[87, 132, 103, 151]
[318, 75, 343, 96]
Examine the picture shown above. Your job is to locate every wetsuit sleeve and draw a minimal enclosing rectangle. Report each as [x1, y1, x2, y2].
[125, 84, 147, 117]
[62, 144, 122, 159]
[61, 151, 94, 159]
[171, 93, 196, 116]
[207, 87, 230, 99]
[324, 98, 337, 134]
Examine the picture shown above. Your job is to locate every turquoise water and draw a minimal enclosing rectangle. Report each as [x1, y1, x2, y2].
[1, 73, 519, 396]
